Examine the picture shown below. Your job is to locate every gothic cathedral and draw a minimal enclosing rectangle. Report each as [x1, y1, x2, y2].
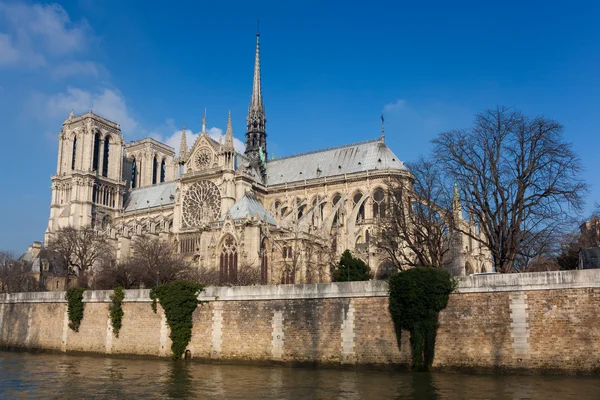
[44, 33, 491, 283]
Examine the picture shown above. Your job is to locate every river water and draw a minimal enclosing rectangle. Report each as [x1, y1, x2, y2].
[0, 352, 598, 399]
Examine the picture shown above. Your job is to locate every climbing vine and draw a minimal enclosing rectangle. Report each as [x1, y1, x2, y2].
[150, 280, 205, 360]
[109, 286, 125, 337]
[65, 287, 87, 332]
[388, 267, 456, 371]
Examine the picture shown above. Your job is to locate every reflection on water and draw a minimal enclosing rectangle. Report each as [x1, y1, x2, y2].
[0, 351, 598, 399]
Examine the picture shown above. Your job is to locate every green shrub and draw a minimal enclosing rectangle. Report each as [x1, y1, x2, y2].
[65, 287, 87, 332]
[109, 286, 125, 337]
[333, 250, 372, 282]
[150, 280, 205, 360]
[388, 267, 455, 371]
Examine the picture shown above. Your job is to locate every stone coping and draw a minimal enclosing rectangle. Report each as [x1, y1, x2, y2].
[1, 269, 599, 303]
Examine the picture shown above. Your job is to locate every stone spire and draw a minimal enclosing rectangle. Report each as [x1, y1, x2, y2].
[202, 108, 206, 134]
[245, 30, 268, 181]
[179, 123, 188, 160]
[224, 110, 235, 151]
[452, 182, 463, 220]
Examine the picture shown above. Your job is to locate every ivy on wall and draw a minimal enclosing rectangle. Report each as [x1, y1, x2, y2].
[65, 287, 87, 332]
[109, 286, 125, 337]
[150, 281, 205, 360]
[388, 267, 456, 371]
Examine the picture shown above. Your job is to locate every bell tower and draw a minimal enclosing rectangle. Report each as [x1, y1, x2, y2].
[245, 30, 268, 181]
[46, 111, 125, 242]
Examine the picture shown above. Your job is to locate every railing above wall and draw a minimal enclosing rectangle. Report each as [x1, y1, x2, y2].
[1, 269, 599, 304]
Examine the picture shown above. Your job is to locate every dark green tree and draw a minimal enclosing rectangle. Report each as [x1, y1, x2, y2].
[332, 250, 372, 282]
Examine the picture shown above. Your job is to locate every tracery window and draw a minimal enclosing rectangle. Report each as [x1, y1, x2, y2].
[219, 235, 238, 284]
[181, 180, 221, 228]
[102, 137, 110, 177]
[373, 188, 386, 219]
[353, 192, 365, 221]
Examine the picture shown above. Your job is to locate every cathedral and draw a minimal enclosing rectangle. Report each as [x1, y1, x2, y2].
[43, 33, 491, 284]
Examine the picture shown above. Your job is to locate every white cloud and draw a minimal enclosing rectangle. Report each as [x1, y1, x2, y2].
[0, 33, 19, 66]
[0, 2, 92, 68]
[163, 127, 246, 157]
[51, 61, 100, 79]
[45, 87, 138, 134]
[383, 99, 407, 113]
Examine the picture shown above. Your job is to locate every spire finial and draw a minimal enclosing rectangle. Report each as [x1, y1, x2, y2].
[224, 110, 234, 150]
[179, 123, 188, 159]
[69, 109, 75, 119]
[202, 108, 206, 134]
[257, 19, 260, 36]
[380, 114, 385, 142]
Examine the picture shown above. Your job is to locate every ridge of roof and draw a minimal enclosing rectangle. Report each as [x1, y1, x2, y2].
[267, 138, 382, 162]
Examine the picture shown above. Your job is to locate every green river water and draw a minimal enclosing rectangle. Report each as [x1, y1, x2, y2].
[0, 351, 598, 399]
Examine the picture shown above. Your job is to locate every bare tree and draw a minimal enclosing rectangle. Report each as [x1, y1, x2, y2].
[0, 251, 37, 293]
[432, 106, 586, 273]
[128, 235, 193, 287]
[376, 157, 453, 270]
[91, 260, 142, 290]
[45, 226, 112, 278]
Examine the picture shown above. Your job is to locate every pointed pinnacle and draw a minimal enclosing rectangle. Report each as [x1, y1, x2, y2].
[179, 123, 188, 158]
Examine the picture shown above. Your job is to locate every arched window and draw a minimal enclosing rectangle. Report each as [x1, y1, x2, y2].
[260, 239, 268, 284]
[296, 198, 306, 219]
[373, 188, 385, 219]
[131, 158, 137, 189]
[332, 193, 342, 227]
[465, 262, 474, 276]
[160, 159, 166, 183]
[92, 132, 100, 171]
[71, 136, 77, 170]
[152, 155, 158, 185]
[102, 137, 110, 177]
[353, 192, 365, 221]
[92, 185, 97, 203]
[219, 235, 238, 284]
[281, 266, 295, 284]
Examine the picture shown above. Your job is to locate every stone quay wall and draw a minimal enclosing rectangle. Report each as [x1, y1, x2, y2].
[1, 269, 600, 374]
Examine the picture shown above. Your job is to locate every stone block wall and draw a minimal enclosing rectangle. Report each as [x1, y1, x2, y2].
[1, 270, 600, 374]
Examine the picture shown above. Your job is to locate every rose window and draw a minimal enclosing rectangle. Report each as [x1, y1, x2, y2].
[182, 180, 221, 228]
[195, 148, 212, 169]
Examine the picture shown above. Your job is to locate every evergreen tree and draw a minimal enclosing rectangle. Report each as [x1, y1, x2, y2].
[333, 250, 372, 282]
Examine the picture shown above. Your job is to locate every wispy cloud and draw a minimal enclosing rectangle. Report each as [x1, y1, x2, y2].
[51, 61, 101, 79]
[164, 127, 245, 157]
[44, 87, 138, 134]
[383, 99, 407, 113]
[0, 2, 92, 67]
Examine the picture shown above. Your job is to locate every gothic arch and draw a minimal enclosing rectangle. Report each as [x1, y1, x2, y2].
[160, 158, 166, 183]
[92, 131, 100, 171]
[219, 234, 238, 284]
[102, 135, 110, 177]
[260, 238, 270, 284]
[465, 261, 474, 276]
[352, 190, 366, 221]
[372, 187, 386, 219]
[71, 136, 77, 170]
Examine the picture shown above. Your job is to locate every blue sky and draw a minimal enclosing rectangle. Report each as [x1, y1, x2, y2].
[0, 0, 599, 253]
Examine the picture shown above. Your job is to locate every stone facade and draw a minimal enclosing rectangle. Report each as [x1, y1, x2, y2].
[42, 33, 489, 283]
[2, 270, 600, 374]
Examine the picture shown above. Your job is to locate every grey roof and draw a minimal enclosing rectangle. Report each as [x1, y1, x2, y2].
[123, 182, 177, 212]
[222, 192, 276, 225]
[265, 138, 406, 186]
